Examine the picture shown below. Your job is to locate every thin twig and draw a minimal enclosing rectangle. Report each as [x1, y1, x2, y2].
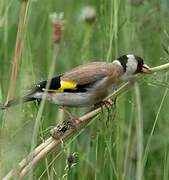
[150, 63, 169, 72]
[3, 62, 169, 180]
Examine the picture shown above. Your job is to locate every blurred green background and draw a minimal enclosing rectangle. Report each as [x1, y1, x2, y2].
[0, 0, 169, 179]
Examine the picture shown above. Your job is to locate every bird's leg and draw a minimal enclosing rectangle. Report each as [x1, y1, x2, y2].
[59, 106, 79, 125]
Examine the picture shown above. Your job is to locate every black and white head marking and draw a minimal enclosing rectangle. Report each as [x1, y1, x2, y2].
[116, 55, 128, 72]
[113, 54, 145, 80]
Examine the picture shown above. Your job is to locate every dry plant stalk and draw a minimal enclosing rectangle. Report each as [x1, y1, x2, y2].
[5, 0, 28, 104]
[3, 62, 169, 180]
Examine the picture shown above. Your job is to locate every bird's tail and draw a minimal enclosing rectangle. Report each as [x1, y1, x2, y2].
[0, 96, 36, 110]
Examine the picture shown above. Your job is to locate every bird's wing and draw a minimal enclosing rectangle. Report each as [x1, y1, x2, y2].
[32, 62, 118, 93]
[61, 62, 114, 84]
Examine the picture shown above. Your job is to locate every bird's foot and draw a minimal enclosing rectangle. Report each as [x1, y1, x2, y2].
[94, 99, 114, 111]
[59, 106, 80, 124]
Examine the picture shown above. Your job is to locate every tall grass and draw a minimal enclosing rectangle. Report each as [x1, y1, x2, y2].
[0, 0, 169, 179]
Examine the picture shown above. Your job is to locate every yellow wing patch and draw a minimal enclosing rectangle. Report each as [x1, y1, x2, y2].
[59, 80, 77, 90]
[42, 80, 77, 93]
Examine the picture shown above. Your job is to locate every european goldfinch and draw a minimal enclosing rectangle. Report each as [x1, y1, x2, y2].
[1, 54, 150, 109]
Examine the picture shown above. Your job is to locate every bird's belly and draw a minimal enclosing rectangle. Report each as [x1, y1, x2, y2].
[50, 92, 107, 107]
[33, 92, 106, 107]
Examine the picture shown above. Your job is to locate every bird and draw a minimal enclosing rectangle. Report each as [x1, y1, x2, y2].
[1, 54, 150, 116]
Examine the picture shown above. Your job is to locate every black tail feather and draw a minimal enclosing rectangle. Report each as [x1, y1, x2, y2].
[0, 96, 36, 109]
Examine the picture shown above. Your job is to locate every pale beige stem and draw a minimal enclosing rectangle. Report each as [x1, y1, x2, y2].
[150, 62, 169, 72]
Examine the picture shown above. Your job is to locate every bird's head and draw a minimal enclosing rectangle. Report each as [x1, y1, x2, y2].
[113, 54, 151, 80]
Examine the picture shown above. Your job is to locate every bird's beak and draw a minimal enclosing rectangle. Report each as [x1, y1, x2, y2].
[142, 64, 151, 73]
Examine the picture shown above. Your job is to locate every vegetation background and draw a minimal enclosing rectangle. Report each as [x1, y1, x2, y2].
[0, 0, 169, 179]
